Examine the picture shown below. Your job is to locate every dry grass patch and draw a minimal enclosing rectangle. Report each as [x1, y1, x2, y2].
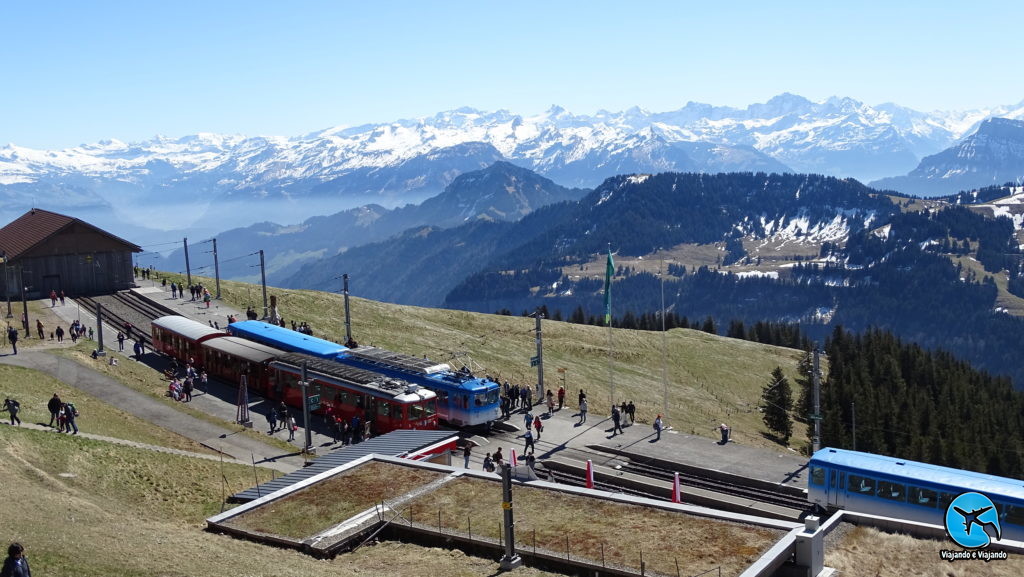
[407, 476, 783, 577]
[0, 426, 559, 577]
[826, 524, 1024, 576]
[225, 460, 445, 539]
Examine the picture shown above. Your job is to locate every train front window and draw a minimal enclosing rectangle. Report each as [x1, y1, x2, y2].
[810, 466, 825, 486]
[875, 480, 906, 502]
[848, 475, 875, 494]
[473, 392, 490, 407]
[908, 486, 937, 507]
[486, 388, 499, 405]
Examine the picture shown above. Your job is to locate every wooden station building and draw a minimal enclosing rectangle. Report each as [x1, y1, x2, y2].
[0, 208, 141, 300]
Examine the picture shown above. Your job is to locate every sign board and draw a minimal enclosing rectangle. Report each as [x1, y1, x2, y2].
[530, 356, 539, 367]
[501, 501, 512, 510]
[308, 394, 321, 411]
[557, 367, 567, 373]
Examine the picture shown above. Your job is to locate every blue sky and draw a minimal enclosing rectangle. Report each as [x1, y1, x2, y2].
[3, 1, 1022, 149]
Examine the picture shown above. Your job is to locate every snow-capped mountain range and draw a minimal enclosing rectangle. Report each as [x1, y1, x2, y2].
[3, 93, 1024, 223]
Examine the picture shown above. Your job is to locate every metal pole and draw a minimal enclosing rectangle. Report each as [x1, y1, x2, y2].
[183, 237, 192, 289]
[499, 463, 522, 570]
[95, 302, 105, 356]
[812, 348, 821, 453]
[607, 243, 614, 406]
[259, 250, 269, 319]
[851, 401, 856, 451]
[535, 310, 544, 398]
[212, 238, 221, 299]
[343, 273, 352, 344]
[3, 254, 11, 318]
[19, 265, 28, 337]
[301, 360, 312, 452]
[661, 253, 668, 419]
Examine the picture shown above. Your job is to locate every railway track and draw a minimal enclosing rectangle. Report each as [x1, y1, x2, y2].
[76, 291, 178, 347]
[508, 433, 810, 512]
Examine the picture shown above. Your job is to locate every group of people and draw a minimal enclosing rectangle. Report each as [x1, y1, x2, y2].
[498, 381, 540, 419]
[46, 393, 79, 434]
[134, 265, 154, 280]
[47, 289, 66, 307]
[168, 281, 213, 308]
[266, 401, 299, 442]
[477, 445, 537, 473]
[324, 405, 372, 446]
[165, 360, 207, 403]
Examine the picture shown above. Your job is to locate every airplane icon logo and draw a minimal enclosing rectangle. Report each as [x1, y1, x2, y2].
[946, 493, 1002, 549]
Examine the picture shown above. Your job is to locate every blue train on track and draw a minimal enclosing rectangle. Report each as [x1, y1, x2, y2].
[226, 320, 501, 428]
[808, 447, 1024, 543]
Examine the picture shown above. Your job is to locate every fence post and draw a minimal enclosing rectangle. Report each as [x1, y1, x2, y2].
[602, 542, 606, 567]
[468, 516, 472, 542]
[675, 557, 680, 577]
[499, 522, 503, 547]
[640, 547, 645, 576]
[533, 528, 537, 557]
[438, 509, 442, 535]
[565, 534, 570, 560]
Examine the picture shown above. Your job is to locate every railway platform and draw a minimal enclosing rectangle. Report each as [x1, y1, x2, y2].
[486, 399, 809, 500]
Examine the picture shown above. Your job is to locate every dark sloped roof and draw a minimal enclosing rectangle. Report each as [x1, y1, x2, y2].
[0, 208, 141, 260]
[230, 429, 457, 503]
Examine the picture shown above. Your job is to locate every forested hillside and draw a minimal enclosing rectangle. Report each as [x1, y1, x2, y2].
[820, 327, 1024, 477]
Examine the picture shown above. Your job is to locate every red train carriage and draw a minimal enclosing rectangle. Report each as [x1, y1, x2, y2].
[202, 337, 285, 392]
[151, 315, 226, 366]
[269, 353, 438, 434]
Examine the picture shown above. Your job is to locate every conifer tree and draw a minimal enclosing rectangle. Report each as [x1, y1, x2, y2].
[762, 366, 794, 443]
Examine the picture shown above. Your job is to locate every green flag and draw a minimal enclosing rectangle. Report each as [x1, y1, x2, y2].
[603, 248, 614, 326]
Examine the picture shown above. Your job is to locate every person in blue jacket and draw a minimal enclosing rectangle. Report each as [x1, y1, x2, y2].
[1, 542, 31, 577]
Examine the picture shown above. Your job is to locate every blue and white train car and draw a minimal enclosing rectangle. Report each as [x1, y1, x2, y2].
[336, 345, 501, 428]
[226, 320, 501, 428]
[808, 447, 1024, 541]
[226, 320, 348, 359]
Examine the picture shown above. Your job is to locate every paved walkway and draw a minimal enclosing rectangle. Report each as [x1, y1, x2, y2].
[0, 420, 253, 466]
[0, 350, 303, 473]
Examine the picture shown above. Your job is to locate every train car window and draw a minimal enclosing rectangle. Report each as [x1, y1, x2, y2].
[409, 403, 424, 419]
[810, 466, 825, 486]
[423, 401, 436, 417]
[875, 480, 906, 502]
[1001, 503, 1024, 526]
[486, 389, 500, 405]
[377, 402, 391, 417]
[848, 475, 875, 494]
[937, 492, 955, 510]
[829, 470, 836, 488]
[908, 486, 937, 507]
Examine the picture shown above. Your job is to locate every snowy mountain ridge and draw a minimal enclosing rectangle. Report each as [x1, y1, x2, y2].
[3, 94, 1024, 207]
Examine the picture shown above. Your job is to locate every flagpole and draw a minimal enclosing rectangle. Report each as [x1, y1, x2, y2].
[605, 244, 615, 408]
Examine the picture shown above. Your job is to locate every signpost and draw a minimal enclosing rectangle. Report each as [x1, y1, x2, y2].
[530, 356, 539, 367]
[308, 394, 321, 411]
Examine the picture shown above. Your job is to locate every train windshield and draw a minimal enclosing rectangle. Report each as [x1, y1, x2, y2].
[474, 390, 499, 407]
[409, 401, 437, 419]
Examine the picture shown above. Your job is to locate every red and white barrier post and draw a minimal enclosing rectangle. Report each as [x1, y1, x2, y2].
[510, 449, 518, 467]
[586, 459, 595, 489]
[672, 472, 682, 503]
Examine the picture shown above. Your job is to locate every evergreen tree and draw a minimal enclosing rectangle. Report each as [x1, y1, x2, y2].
[701, 316, 716, 334]
[762, 366, 794, 444]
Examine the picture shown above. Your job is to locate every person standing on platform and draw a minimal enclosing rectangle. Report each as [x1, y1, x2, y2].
[545, 390, 555, 416]
[286, 412, 296, 442]
[653, 414, 663, 441]
[267, 409, 278, 434]
[116, 331, 125, 352]
[6, 326, 18, 355]
[492, 447, 504, 467]
[557, 386, 565, 410]
[620, 402, 628, 426]
[578, 389, 586, 408]
[578, 398, 588, 424]
[463, 443, 472, 468]
[611, 405, 623, 436]
[627, 401, 636, 424]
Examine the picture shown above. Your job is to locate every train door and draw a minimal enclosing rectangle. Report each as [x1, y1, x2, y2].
[828, 469, 846, 508]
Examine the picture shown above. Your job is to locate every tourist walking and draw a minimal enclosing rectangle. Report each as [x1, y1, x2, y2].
[2, 398, 21, 426]
[47, 394, 61, 427]
[63, 402, 79, 434]
[578, 398, 588, 424]
[653, 414, 663, 441]
[267, 408, 278, 434]
[545, 389, 555, 416]
[523, 428, 535, 453]
[463, 443, 472, 468]
[286, 412, 296, 442]
[533, 414, 543, 440]
[6, 326, 18, 355]
[578, 389, 586, 407]
[1, 542, 31, 577]
[483, 453, 495, 472]
[627, 401, 636, 424]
